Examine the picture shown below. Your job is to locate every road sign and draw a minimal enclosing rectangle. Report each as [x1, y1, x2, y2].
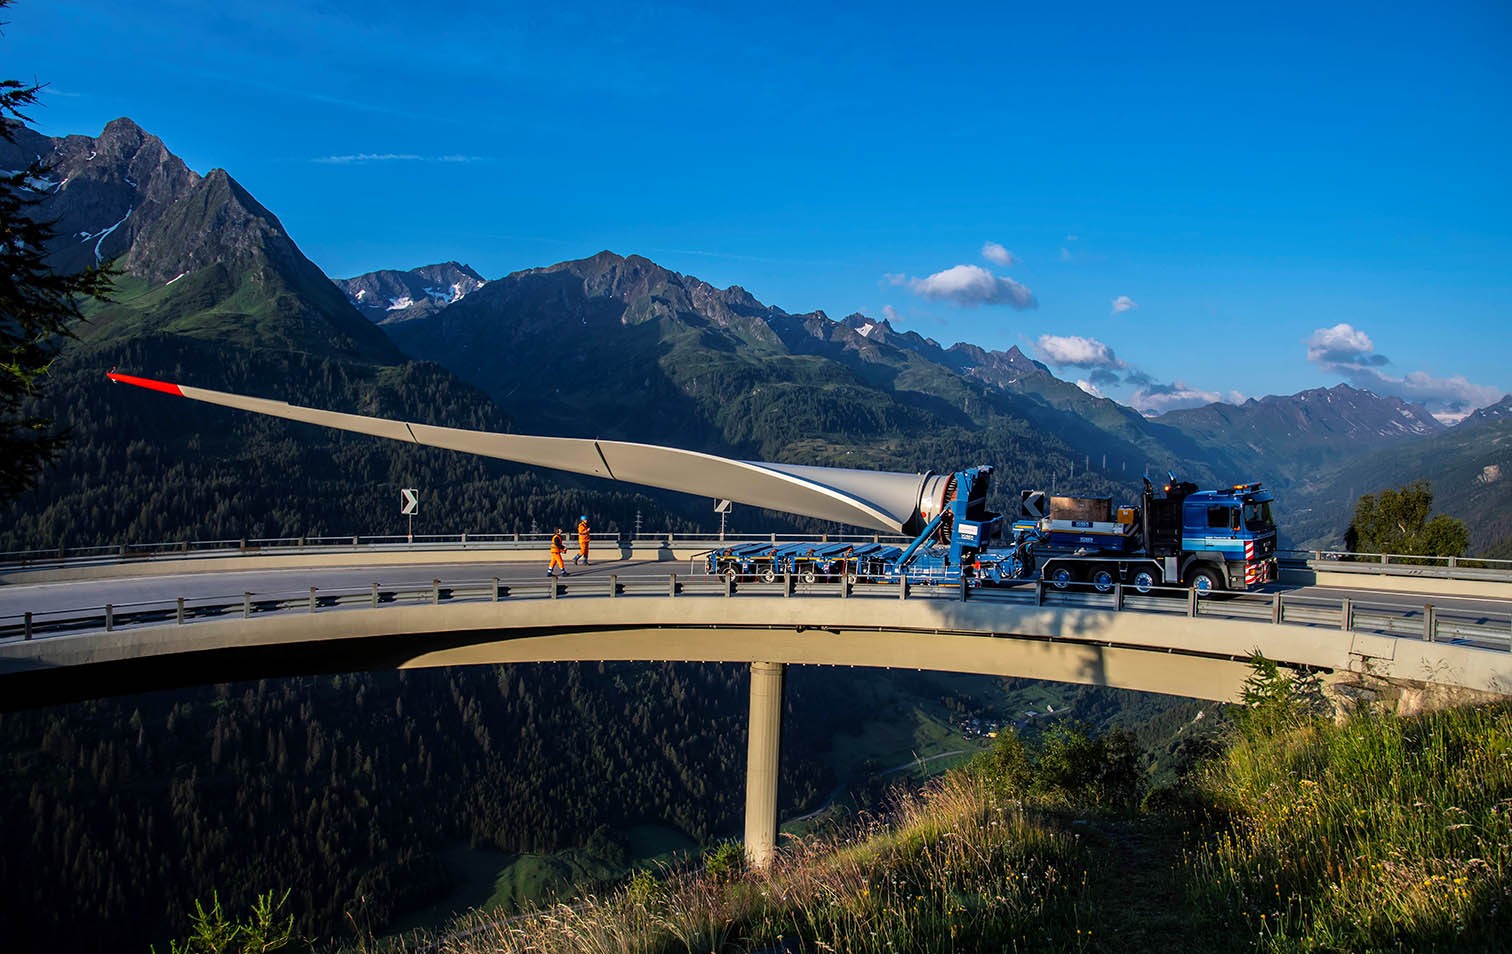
[714, 499, 733, 514]
[1020, 490, 1048, 519]
[401, 488, 420, 515]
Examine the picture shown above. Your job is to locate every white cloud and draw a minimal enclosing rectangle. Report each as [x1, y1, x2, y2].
[890, 264, 1037, 309]
[1075, 379, 1104, 398]
[1059, 247, 1073, 262]
[1305, 322, 1504, 419]
[882, 305, 901, 323]
[312, 153, 486, 165]
[1111, 295, 1138, 315]
[1130, 381, 1223, 415]
[1306, 323, 1380, 366]
[1035, 334, 1125, 369]
[981, 241, 1016, 267]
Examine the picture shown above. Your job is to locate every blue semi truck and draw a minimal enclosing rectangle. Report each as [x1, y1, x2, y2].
[708, 467, 1278, 595]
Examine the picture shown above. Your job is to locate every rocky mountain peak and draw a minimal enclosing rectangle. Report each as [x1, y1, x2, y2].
[4, 116, 199, 274]
[334, 261, 489, 325]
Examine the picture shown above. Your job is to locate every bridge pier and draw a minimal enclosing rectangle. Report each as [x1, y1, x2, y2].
[744, 661, 785, 870]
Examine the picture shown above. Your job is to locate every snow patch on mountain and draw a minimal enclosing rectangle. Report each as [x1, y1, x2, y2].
[79, 206, 132, 264]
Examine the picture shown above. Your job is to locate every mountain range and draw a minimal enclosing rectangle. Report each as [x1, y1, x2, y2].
[4, 116, 1508, 553]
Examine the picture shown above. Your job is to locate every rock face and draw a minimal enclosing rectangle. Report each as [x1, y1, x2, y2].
[0, 117, 199, 274]
[334, 262, 488, 324]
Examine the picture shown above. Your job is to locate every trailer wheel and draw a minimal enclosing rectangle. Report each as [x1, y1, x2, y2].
[1047, 564, 1078, 590]
[845, 572, 859, 584]
[801, 568, 817, 584]
[1131, 569, 1158, 594]
[1188, 567, 1221, 596]
[722, 565, 739, 583]
[760, 567, 778, 584]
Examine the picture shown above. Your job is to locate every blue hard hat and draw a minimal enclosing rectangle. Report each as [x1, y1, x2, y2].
[579, 515, 587, 521]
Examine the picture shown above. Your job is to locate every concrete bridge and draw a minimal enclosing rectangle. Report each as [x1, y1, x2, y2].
[3, 538, 1511, 866]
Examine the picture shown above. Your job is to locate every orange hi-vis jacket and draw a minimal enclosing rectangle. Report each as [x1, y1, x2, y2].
[551, 532, 566, 555]
[577, 520, 590, 545]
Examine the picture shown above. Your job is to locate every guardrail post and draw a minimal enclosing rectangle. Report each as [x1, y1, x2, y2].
[1272, 593, 1283, 625]
[1187, 587, 1198, 618]
[841, 576, 850, 599]
[367, 583, 377, 608]
[309, 587, 317, 613]
[1340, 598, 1352, 632]
[899, 577, 909, 600]
[23, 612, 31, 640]
[958, 578, 968, 602]
[105, 604, 114, 632]
[177, 597, 186, 624]
[352, 536, 358, 546]
[432, 580, 440, 605]
[244, 592, 252, 618]
[669, 573, 678, 598]
[784, 572, 793, 598]
[609, 574, 618, 598]
[493, 577, 502, 602]
[1114, 583, 1124, 611]
[1424, 604, 1437, 642]
[1449, 555, 1458, 571]
[1381, 553, 1390, 565]
[118, 543, 126, 558]
[724, 575, 734, 598]
[1035, 579, 1044, 607]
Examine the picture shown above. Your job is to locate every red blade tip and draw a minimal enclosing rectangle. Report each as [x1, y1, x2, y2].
[106, 371, 185, 397]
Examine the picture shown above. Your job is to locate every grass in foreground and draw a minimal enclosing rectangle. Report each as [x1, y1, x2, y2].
[431, 772, 1096, 952]
[1185, 701, 1512, 951]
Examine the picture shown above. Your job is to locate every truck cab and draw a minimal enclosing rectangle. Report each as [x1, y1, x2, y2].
[1178, 483, 1278, 590]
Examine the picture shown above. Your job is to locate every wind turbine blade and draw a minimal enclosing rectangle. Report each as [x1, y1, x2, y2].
[107, 372, 930, 533]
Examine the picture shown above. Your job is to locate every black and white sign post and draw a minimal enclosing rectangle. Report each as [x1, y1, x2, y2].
[401, 488, 420, 543]
[715, 498, 733, 541]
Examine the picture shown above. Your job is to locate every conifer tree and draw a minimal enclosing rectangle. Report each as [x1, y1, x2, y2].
[0, 0, 113, 503]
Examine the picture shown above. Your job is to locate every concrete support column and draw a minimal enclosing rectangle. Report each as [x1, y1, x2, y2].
[744, 661, 785, 870]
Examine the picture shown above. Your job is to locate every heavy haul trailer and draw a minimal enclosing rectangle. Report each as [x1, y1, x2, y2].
[710, 541, 905, 584]
[707, 470, 1278, 595]
[709, 466, 1032, 587]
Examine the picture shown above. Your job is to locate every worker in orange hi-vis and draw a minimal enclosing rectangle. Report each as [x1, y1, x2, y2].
[573, 514, 591, 566]
[548, 528, 569, 577]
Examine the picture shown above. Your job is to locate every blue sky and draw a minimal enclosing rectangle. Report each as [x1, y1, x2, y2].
[9, 0, 1510, 418]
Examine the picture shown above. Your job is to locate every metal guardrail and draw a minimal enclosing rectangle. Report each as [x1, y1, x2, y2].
[1278, 548, 1512, 579]
[3, 569, 1509, 653]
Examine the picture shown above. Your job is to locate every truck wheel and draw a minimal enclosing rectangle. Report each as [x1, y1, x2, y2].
[1091, 568, 1115, 593]
[1131, 569, 1158, 594]
[760, 567, 777, 584]
[1188, 567, 1221, 596]
[1048, 565, 1077, 590]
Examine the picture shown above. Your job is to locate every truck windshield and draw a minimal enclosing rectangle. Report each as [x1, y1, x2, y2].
[1243, 500, 1274, 532]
